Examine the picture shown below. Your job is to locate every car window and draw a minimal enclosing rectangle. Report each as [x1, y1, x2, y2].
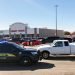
[0, 44, 10, 52]
[64, 42, 69, 46]
[0, 44, 17, 53]
[55, 42, 63, 47]
[0, 44, 4, 52]
[10, 43, 26, 51]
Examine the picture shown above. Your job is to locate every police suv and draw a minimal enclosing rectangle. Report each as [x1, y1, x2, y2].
[0, 41, 42, 65]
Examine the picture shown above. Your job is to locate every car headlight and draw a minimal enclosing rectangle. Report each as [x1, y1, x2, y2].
[31, 52, 37, 55]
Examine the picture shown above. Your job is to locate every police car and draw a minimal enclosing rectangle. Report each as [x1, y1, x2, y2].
[0, 41, 42, 65]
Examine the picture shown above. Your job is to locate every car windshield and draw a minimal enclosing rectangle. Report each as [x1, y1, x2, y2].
[11, 43, 26, 51]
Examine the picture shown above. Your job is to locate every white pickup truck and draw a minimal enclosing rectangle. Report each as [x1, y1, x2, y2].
[37, 40, 75, 59]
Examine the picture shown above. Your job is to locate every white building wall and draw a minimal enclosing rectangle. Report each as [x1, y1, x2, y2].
[0, 22, 64, 38]
[0, 30, 9, 35]
[27, 28, 34, 34]
[36, 28, 39, 34]
[10, 22, 28, 34]
[10, 22, 39, 35]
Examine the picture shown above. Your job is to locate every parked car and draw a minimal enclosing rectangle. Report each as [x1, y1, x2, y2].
[60, 37, 72, 43]
[30, 39, 42, 46]
[42, 36, 60, 44]
[22, 39, 42, 46]
[0, 41, 42, 65]
[22, 39, 30, 46]
[11, 38, 21, 44]
[37, 40, 75, 59]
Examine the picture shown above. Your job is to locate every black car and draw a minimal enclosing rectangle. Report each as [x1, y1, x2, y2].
[0, 41, 42, 65]
[42, 36, 60, 44]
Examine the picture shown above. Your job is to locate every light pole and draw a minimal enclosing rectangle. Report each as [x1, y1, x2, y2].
[55, 5, 58, 37]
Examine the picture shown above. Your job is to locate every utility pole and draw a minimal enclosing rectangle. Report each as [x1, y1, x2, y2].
[25, 25, 27, 38]
[55, 5, 58, 37]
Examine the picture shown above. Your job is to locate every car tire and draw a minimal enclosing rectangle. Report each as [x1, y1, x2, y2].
[42, 52, 49, 59]
[20, 57, 32, 66]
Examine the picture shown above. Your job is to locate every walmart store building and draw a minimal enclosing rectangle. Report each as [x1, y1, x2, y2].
[0, 22, 64, 38]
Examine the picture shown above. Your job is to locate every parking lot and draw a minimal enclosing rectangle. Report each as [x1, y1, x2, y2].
[0, 56, 75, 75]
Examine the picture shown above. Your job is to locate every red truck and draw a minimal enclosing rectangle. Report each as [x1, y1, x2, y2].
[22, 39, 42, 46]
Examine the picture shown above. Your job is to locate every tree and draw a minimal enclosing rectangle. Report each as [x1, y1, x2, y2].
[64, 31, 71, 35]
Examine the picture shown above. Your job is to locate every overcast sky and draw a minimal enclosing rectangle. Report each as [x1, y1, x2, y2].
[0, 0, 75, 32]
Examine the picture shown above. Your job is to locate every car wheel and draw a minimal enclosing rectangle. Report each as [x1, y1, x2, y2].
[42, 52, 49, 59]
[20, 57, 32, 66]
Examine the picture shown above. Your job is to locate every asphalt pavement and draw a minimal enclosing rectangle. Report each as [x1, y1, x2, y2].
[0, 57, 75, 75]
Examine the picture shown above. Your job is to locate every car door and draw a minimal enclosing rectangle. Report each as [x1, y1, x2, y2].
[2, 43, 20, 62]
[51, 41, 65, 54]
[63, 41, 70, 54]
[0, 44, 7, 62]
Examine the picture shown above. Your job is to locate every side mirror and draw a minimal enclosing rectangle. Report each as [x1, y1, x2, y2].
[53, 45, 57, 47]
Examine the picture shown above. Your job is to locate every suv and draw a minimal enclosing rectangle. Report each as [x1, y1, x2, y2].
[0, 41, 42, 65]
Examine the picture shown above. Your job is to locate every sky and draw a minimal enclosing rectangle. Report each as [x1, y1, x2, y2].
[0, 0, 75, 32]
